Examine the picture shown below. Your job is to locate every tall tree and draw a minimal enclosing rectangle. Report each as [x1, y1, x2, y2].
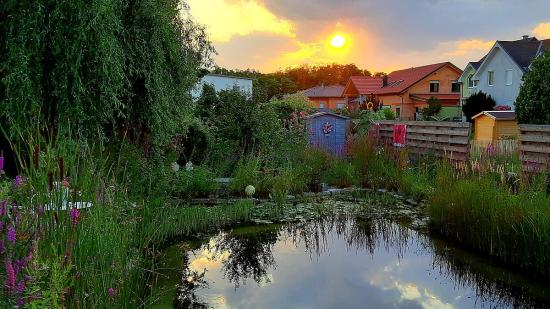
[0, 0, 214, 147]
[515, 52, 550, 124]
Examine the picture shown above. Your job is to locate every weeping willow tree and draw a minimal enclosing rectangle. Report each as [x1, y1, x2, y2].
[0, 0, 214, 147]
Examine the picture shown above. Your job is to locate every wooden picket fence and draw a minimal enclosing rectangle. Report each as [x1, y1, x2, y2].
[376, 121, 472, 162]
[519, 124, 550, 173]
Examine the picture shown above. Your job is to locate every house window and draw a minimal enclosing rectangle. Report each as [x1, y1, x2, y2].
[318, 101, 326, 109]
[430, 81, 440, 93]
[505, 69, 513, 86]
[395, 107, 401, 118]
[488, 71, 495, 86]
[451, 81, 460, 93]
[336, 102, 346, 109]
[467, 75, 478, 88]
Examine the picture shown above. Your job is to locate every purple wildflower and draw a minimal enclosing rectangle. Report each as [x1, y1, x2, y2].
[15, 280, 25, 294]
[108, 287, 117, 300]
[0, 221, 3, 233]
[7, 225, 16, 244]
[70, 208, 79, 226]
[0, 200, 6, 216]
[486, 143, 496, 156]
[0, 156, 4, 172]
[14, 175, 24, 187]
[5, 261, 15, 291]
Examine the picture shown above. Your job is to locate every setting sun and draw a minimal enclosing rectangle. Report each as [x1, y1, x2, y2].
[330, 34, 346, 48]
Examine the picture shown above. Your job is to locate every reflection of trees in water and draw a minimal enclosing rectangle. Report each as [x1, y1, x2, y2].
[174, 253, 209, 309]
[428, 238, 550, 309]
[282, 215, 411, 260]
[208, 227, 279, 287]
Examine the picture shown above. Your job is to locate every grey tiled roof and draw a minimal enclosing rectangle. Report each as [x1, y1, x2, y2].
[498, 37, 544, 72]
[303, 85, 344, 98]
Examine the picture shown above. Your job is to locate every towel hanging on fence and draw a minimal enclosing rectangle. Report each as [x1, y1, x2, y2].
[393, 124, 407, 147]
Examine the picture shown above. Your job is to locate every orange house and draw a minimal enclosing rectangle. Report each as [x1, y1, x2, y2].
[302, 85, 346, 110]
[343, 62, 463, 120]
[341, 76, 384, 109]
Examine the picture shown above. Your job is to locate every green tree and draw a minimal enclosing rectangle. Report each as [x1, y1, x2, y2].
[462, 91, 496, 122]
[515, 52, 550, 124]
[422, 97, 442, 118]
[0, 0, 214, 147]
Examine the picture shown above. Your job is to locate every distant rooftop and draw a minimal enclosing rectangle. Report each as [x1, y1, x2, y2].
[303, 85, 344, 98]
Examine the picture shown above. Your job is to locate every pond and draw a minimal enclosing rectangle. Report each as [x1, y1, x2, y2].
[151, 215, 550, 308]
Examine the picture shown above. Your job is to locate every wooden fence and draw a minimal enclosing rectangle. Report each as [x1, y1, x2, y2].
[376, 121, 472, 162]
[519, 125, 550, 173]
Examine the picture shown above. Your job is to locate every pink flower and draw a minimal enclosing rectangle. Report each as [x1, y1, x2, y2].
[70, 208, 79, 226]
[5, 261, 15, 291]
[108, 287, 117, 300]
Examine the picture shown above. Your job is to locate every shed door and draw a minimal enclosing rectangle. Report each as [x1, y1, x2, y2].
[309, 116, 345, 155]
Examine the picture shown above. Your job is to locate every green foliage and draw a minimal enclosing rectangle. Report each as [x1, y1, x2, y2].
[270, 93, 313, 120]
[421, 97, 442, 118]
[0, 0, 214, 147]
[323, 159, 358, 188]
[515, 52, 550, 124]
[462, 91, 496, 122]
[383, 108, 396, 120]
[429, 168, 550, 278]
[172, 166, 218, 198]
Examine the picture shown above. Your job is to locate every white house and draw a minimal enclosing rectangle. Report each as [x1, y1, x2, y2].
[462, 36, 549, 109]
[192, 74, 253, 99]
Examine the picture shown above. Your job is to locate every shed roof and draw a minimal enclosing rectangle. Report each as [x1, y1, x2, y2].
[305, 112, 350, 120]
[472, 111, 516, 121]
[303, 85, 344, 98]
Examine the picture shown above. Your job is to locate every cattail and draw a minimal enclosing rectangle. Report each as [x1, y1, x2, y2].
[58, 157, 64, 181]
[48, 171, 53, 192]
[33, 145, 39, 169]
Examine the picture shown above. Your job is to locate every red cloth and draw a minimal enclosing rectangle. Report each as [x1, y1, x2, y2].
[393, 124, 407, 147]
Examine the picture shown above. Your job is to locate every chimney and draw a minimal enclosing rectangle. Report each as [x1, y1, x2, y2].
[522, 35, 530, 40]
[382, 75, 388, 87]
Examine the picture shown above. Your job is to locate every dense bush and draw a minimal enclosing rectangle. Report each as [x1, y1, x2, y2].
[462, 91, 496, 122]
[515, 52, 550, 124]
[421, 97, 442, 118]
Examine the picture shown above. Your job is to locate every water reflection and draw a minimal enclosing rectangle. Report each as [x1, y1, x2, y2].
[157, 215, 550, 309]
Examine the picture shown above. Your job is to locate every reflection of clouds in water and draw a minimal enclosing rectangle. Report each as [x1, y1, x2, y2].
[189, 248, 230, 271]
[368, 259, 455, 309]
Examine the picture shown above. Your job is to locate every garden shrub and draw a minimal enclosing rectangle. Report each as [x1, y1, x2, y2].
[323, 159, 358, 188]
[462, 91, 496, 123]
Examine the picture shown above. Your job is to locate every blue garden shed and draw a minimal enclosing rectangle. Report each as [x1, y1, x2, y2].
[306, 112, 350, 156]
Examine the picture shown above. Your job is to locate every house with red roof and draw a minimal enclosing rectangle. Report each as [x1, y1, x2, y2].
[343, 62, 463, 120]
[302, 85, 346, 110]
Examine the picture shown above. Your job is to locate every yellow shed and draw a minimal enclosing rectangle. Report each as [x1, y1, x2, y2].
[472, 111, 519, 143]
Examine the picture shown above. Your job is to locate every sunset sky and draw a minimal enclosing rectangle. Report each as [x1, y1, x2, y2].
[186, 0, 550, 73]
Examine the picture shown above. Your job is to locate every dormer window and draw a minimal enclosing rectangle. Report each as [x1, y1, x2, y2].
[430, 81, 440, 93]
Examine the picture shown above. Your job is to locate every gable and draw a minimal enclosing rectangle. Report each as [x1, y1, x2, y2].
[473, 44, 522, 80]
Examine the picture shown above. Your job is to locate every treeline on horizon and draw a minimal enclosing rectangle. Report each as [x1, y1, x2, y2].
[209, 64, 385, 101]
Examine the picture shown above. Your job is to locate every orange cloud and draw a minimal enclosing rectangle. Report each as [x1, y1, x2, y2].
[533, 22, 550, 39]
[187, 0, 295, 42]
[442, 39, 494, 57]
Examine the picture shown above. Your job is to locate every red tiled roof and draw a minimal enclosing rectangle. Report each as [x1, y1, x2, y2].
[346, 76, 384, 95]
[374, 62, 461, 95]
[302, 85, 344, 98]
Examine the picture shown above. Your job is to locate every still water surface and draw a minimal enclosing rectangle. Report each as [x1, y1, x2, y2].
[152, 217, 550, 308]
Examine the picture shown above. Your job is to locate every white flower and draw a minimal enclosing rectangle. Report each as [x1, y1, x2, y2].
[245, 185, 255, 197]
[185, 161, 194, 171]
[171, 162, 180, 172]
